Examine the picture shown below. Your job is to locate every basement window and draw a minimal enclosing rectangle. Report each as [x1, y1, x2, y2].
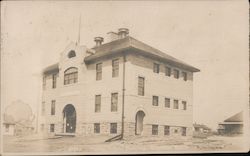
[94, 123, 100, 134]
[152, 125, 158, 135]
[110, 123, 117, 134]
[164, 126, 170, 135]
[50, 124, 55, 132]
[182, 127, 187, 136]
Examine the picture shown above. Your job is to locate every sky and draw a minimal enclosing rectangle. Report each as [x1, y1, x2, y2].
[1, 0, 249, 130]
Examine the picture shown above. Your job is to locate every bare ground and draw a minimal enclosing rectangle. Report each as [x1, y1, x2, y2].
[2, 134, 245, 154]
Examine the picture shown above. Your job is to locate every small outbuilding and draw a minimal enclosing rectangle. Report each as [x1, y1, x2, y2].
[217, 111, 243, 135]
[3, 122, 15, 136]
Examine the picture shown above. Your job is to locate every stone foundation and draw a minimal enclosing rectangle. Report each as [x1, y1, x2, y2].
[45, 122, 192, 139]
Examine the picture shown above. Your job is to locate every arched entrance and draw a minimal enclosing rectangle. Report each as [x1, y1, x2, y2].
[135, 111, 145, 135]
[63, 104, 76, 133]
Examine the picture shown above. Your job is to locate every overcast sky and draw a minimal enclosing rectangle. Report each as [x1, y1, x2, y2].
[1, 1, 248, 129]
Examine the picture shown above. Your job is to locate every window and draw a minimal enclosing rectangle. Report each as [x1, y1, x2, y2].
[64, 67, 78, 85]
[5, 124, 9, 132]
[68, 50, 76, 58]
[138, 77, 145, 96]
[52, 74, 57, 88]
[182, 127, 187, 136]
[153, 63, 160, 73]
[152, 125, 158, 135]
[112, 59, 119, 77]
[94, 123, 100, 133]
[182, 72, 187, 81]
[164, 126, 170, 135]
[51, 100, 55, 115]
[50, 124, 55, 132]
[182, 101, 187, 110]
[96, 63, 102, 80]
[152, 96, 159, 106]
[40, 124, 44, 131]
[165, 66, 171, 77]
[41, 101, 45, 116]
[43, 76, 46, 89]
[111, 93, 118, 112]
[173, 69, 179, 79]
[110, 123, 117, 134]
[95, 95, 101, 112]
[174, 100, 179, 109]
[165, 98, 170, 108]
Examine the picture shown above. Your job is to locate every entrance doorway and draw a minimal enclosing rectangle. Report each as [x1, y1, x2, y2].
[63, 104, 76, 133]
[135, 111, 145, 135]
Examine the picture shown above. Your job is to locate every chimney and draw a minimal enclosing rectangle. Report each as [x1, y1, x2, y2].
[118, 28, 129, 39]
[94, 37, 104, 47]
[107, 31, 119, 42]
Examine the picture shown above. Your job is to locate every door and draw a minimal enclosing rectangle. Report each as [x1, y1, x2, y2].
[63, 104, 76, 133]
[135, 111, 145, 135]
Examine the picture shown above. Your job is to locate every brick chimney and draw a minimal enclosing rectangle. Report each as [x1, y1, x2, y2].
[94, 37, 104, 47]
[118, 28, 129, 39]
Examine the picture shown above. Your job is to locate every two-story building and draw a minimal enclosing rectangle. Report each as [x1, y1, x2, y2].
[40, 28, 200, 138]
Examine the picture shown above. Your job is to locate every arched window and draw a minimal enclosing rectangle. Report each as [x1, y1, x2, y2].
[64, 67, 78, 85]
[68, 50, 76, 58]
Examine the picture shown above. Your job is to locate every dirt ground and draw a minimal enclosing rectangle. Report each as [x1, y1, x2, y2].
[2, 134, 246, 154]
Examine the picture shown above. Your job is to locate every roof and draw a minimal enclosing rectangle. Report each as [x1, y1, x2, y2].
[193, 123, 211, 130]
[224, 111, 243, 122]
[219, 122, 243, 125]
[84, 36, 200, 72]
[43, 63, 59, 75]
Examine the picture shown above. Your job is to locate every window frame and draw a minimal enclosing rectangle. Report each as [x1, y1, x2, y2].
[51, 100, 56, 115]
[152, 96, 159, 106]
[68, 50, 76, 58]
[50, 124, 55, 132]
[94, 123, 100, 134]
[42, 101, 45, 116]
[111, 93, 118, 112]
[164, 126, 170, 135]
[43, 76, 46, 89]
[182, 101, 187, 110]
[165, 98, 170, 108]
[182, 72, 187, 81]
[182, 127, 187, 136]
[173, 69, 179, 79]
[152, 124, 158, 135]
[5, 124, 9, 132]
[95, 95, 101, 112]
[165, 66, 171, 77]
[96, 63, 102, 81]
[52, 73, 57, 89]
[153, 63, 160, 73]
[112, 59, 119, 77]
[138, 77, 145, 96]
[110, 123, 117, 134]
[173, 99, 179, 109]
[64, 67, 78, 85]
